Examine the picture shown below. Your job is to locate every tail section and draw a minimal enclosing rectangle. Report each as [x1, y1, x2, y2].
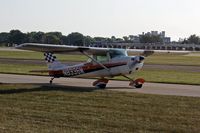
[44, 53, 56, 63]
[44, 53, 66, 70]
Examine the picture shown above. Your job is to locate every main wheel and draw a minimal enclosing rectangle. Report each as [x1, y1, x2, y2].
[95, 83, 107, 89]
[93, 79, 109, 89]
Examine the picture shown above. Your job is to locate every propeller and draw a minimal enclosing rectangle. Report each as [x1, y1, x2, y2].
[129, 56, 145, 69]
[135, 56, 145, 63]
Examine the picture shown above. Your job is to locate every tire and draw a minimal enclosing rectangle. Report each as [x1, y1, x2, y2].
[96, 84, 106, 89]
[134, 84, 143, 88]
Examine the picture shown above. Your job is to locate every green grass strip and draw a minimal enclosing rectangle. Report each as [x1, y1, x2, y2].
[0, 84, 200, 132]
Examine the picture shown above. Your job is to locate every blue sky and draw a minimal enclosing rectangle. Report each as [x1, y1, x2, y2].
[0, 0, 200, 40]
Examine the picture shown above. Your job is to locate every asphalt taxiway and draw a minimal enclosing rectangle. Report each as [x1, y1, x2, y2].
[0, 74, 199, 97]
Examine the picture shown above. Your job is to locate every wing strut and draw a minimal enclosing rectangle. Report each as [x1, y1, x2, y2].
[80, 51, 110, 71]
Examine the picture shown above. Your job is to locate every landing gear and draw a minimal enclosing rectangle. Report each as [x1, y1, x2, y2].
[49, 77, 54, 84]
[134, 84, 143, 88]
[122, 75, 145, 88]
[93, 78, 109, 89]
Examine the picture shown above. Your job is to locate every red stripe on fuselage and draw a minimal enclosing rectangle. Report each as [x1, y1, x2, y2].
[48, 62, 127, 77]
[82, 62, 127, 71]
[48, 70, 64, 77]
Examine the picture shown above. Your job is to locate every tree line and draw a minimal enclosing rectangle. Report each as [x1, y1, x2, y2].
[181, 34, 200, 45]
[0, 30, 93, 46]
[0, 29, 199, 46]
[0, 30, 127, 46]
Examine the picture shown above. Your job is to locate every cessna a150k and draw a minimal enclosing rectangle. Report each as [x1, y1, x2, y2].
[16, 43, 189, 89]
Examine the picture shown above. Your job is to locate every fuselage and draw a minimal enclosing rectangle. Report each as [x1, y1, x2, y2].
[16, 43, 145, 82]
[48, 55, 144, 78]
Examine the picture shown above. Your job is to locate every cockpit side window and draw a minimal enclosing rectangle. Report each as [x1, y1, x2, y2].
[96, 55, 108, 62]
[87, 55, 109, 63]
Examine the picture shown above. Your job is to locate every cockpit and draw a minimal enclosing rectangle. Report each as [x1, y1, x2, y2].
[87, 49, 128, 63]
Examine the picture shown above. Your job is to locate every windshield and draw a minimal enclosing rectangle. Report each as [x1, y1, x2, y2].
[109, 49, 127, 58]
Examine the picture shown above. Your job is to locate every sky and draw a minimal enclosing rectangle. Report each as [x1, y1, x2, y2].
[0, 0, 200, 41]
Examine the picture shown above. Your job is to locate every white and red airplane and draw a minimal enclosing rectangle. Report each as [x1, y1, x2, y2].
[16, 43, 189, 89]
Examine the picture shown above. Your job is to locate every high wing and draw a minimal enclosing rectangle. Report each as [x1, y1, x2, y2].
[16, 43, 191, 56]
[16, 43, 109, 55]
[127, 49, 191, 56]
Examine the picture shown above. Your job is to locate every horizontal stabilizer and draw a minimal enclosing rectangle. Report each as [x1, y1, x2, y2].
[30, 69, 64, 78]
[29, 70, 50, 73]
[30, 70, 63, 73]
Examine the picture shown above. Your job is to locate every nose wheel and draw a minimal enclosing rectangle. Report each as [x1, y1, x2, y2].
[122, 75, 145, 88]
[134, 84, 143, 88]
[129, 78, 145, 88]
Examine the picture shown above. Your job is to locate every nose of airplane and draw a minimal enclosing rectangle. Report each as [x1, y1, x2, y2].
[131, 56, 145, 63]
[129, 56, 145, 69]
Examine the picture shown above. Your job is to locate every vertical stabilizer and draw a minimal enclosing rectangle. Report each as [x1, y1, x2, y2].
[44, 53, 65, 70]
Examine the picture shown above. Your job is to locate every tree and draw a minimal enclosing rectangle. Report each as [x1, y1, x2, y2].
[0, 32, 9, 44]
[139, 34, 163, 43]
[151, 35, 163, 43]
[60, 35, 69, 45]
[43, 32, 63, 44]
[84, 36, 95, 46]
[181, 38, 189, 44]
[27, 31, 45, 43]
[94, 37, 107, 42]
[43, 34, 60, 44]
[188, 34, 200, 44]
[67, 32, 84, 46]
[115, 38, 123, 42]
[111, 36, 116, 42]
[123, 36, 129, 42]
[9, 30, 27, 44]
[46, 32, 62, 40]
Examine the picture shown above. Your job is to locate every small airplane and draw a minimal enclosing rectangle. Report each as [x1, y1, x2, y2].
[16, 43, 190, 89]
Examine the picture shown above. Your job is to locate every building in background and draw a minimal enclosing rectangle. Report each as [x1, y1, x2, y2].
[130, 31, 171, 44]
[129, 35, 140, 43]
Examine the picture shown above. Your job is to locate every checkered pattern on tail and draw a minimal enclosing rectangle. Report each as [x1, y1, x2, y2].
[44, 53, 57, 63]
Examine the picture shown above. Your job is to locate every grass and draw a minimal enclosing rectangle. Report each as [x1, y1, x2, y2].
[0, 63, 46, 75]
[0, 84, 200, 132]
[145, 54, 200, 66]
[126, 70, 200, 85]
